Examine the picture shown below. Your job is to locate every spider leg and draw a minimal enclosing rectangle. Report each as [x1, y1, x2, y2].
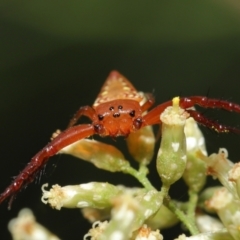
[140, 93, 155, 112]
[142, 100, 172, 126]
[143, 96, 240, 127]
[180, 96, 240, 113]
[67, 106, 96, 128]
[187, 109, 240, 134]
[0, 124, 94, 209]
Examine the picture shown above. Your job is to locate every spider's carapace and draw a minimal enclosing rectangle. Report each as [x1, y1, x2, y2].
[1, 70, 240, 209]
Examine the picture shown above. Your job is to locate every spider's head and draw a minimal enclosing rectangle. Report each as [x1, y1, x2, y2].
[93, 100, 143, 137]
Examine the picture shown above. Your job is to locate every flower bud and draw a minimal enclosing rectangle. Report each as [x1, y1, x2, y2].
[184, 117, 207, 155]
[183, 118, 207, 193]
[198, 186, 223, 213]
[99, 194, 140, 240]
[99, 190, 162, 240]
[195, 214, 223, 233]
[59, 139, 130, 172]
[206, 187, 240, 240]
[126, 126, 155, 165]
[81, 207, 111, 223]
[157, 97, 189, 187]
[41, 182, 121, 210]
[228, 162, 240, 199]
[198, 148, 238, 198]
[145, 204, 179, 229]
[8, 208, 60, 240]
[133, 190, 163, 230]
[81, 186, 147, 223]
[133, 224, 163, 240]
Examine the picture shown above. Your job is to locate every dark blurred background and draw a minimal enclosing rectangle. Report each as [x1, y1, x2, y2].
[1, 1, 240, 239]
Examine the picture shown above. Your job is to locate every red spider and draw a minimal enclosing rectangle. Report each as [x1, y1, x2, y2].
[1, 70, 240, 209]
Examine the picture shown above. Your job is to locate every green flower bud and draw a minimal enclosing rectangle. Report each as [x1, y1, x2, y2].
[59, 139, 130, 172]
[41, 182, 121, 210]
[99, 190, 162, 240]
[198, 186, 223, 213]
[195, 214, 224, 233]
[81, 207, 111, 223]
[133, 190, 163, 230]
[206, 187, 240, 240]
[145, 204, 179, 229]
[99, 194, 140, 240]
[126, 126, 155, 165]
[184, 117, 207, 155]
[157, 97, 188, 187]
[228, 162, 240, 200]
[183, 152, 207, 193]
[81, 186, 147, 223]
[183, 118, 207, 193]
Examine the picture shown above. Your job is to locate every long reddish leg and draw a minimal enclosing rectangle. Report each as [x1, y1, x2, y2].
[142, 101, 172, 126]
[179, 96, 240, 112]
[140, 93, 155, 112]
[187, 109, 240, 134]
[0, 124, 94, 209]
[143, 96, 240, 128]
[67, 106, 96, 128]
[180, 96, 240, 134]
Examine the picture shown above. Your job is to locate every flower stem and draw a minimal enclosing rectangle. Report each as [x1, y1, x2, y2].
[187, 190, 198, 223]
[165, 199, 199, 235]
[125, 165, 155, 190]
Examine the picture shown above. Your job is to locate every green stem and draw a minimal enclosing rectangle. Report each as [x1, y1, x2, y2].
[160, 184, 170, 198]
[160, 184, 199, 235]
[165, 199, 199, 235]
[187, 190, 198, 222]
[124, 166, 155, 190]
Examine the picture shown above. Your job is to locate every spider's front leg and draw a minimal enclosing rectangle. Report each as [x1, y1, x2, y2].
[143, 96, 240, 134]
[67, 106, 96, 128]
[0, 124, 94, 209]
[185, 109, 240, 134]
[141, 101, 172, 126]
[140, 93, 155, 112]
[179, 96, 240, 134]
[179, 96, 240, 112]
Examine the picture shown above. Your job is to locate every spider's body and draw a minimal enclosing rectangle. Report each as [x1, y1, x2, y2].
[1, 70, 240, 208]
[66, 71, 155, 138]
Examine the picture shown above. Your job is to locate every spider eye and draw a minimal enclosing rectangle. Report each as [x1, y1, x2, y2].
[118, 105, 123, 109]
[98, 114, 104, 121]
[129, 110, 135, 117]
[113, 113, 120, 118]
[109, 106, 114, 111]
[133, 117, 142, 130]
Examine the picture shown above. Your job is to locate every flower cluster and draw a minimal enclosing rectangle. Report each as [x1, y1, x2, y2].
[8, 97, 240, 240]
